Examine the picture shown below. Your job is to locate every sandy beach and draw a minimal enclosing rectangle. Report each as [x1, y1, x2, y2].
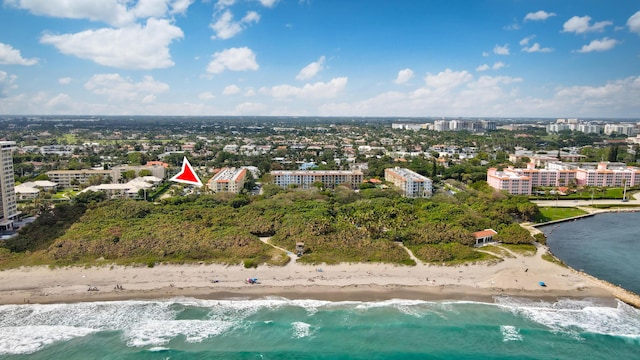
[0, 243, 626, 306]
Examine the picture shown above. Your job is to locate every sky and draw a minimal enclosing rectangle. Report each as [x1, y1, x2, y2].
[0, 0, 639, 118]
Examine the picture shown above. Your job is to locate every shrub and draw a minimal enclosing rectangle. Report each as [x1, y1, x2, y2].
[243, 259, 258, 268]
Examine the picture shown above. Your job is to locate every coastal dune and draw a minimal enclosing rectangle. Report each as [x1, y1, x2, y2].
[0, 244, 618, 305]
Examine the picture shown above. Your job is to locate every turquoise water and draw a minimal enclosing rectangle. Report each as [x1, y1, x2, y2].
[543, 212, 640, 295]
[0, 297, 639, 359]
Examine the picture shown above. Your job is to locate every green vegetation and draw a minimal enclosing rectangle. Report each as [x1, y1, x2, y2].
[535, 207, 588, 223]
[542, 253, 568, 268]
[2, 184, 541, 268]
[500, 243, 537, 256]
[530, 187, 635, 201]
[480, 245, 516, 258]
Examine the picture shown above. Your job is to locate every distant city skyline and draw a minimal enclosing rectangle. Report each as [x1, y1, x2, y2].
[0, 0, 639, 118]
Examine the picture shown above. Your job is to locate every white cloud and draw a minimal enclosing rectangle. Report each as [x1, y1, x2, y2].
[482, 51, 489, 57]
[0, 71, 18, 97]
[477, 63, 505, 72]
[215, 0, 236, 9]
[170, 0, 194, 14]
[58, 77, 72, 85]
[504, 20, 520, 31]
[0, 42, 38, 65]
[235, 102, 267, 114]
[492, 62, 505, 70]
[258, 0, 279, 8]
[244, 88, 256, 96]
[562, 16, 612, 34]
[198, 91, 216, 100]
[319, 72, 524, 117]
[628, 11, 640, 34]
[83, 73, 169, 102]
[576, 38, 619, 53]
[45, 93, 74, 110]
[519, 35, 535, 46]
[207, 47, 259, 74]
[394, 68, 414, 84]
[131, 0, 170, 18]
[524, 10, 556, 21]
[424, 69, 472, 91]
[296, 56, 326, 80]
[223, 84, 241, 95]
[493, 44, 510, 55]
[40, 18, 183, 69]
[210, 10, 260, 40]
[554, 76, 640, 113]
[5, 0, 135, 27]
[261, 77, 348, 99]
[522, 43, 553, 53]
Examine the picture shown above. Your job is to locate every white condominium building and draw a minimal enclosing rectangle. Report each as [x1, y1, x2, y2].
[0, 141, 18, 230]
[384, 167, 433, 198]
[271, 170, 364, 190]
[207, 167, 248, 193]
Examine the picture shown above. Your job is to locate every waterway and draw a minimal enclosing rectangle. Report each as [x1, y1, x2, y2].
[541, 211, 640, 296]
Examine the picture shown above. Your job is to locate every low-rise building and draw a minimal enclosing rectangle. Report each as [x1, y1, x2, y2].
[271, 170, 364, 190]
[487, 162, 640, 194]
[207, 167, 247, 193]
[46, 169, 113, 188]
[487, 168, 532, 195]
[15, 180, 59, 200]
[80, 176, 161, 199]
[384, 167, 433, 198]
[111, 164, 166, 183]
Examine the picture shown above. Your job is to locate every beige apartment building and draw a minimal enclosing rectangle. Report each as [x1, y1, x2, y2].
[207, 167, 248, 193]
[47, 164, 166, 188]
[384, 167, 433, 198]
[271, 170, 364, 190]
[46, 169, 114, 188]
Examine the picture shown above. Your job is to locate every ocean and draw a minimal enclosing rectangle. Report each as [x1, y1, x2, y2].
[0, 297, 639, 359]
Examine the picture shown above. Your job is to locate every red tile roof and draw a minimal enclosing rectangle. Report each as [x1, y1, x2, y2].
[472, 229, 498, 239]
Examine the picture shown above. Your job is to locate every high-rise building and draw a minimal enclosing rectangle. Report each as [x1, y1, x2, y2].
[0, 141, 18, 230]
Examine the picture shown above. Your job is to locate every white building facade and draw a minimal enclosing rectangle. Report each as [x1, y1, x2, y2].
[0, 141, 18, 229]
[384, 167, 433, 198]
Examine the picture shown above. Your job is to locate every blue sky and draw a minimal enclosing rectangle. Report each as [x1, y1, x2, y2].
[0, 0, 639, 118]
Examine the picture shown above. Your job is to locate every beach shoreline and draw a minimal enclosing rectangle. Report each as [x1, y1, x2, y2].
[0, 243, 624, 307]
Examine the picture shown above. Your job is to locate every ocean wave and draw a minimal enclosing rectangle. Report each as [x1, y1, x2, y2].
[494, 297, 640, 339]
[291, 321, 312, 338]
[0, 325, 97, 355]
[125, 319, 234, 347]
[500, 325, 523, 342]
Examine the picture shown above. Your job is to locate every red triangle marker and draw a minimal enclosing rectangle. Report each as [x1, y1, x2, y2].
[170, 157, 203, 187]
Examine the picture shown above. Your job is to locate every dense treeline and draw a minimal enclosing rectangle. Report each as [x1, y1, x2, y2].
[1, 182, 539, 267]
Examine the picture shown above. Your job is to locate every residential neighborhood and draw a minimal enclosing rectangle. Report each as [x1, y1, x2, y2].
[0, 115, 639, 231]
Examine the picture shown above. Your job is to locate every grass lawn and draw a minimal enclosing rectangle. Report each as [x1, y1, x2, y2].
[536, 207, 588, 223]
[500, 243, 537, 256]
[479, 245, 516, 258]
